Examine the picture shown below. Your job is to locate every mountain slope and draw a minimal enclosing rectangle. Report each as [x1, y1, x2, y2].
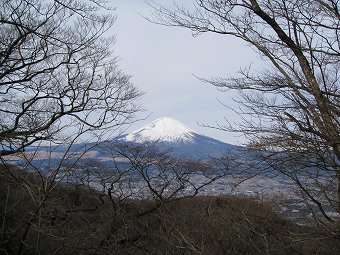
[20, 117, 243, 162]
[118, 117, 243, 159]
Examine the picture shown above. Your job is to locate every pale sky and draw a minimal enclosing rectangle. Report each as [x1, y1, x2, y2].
[112, 0, 262, 145]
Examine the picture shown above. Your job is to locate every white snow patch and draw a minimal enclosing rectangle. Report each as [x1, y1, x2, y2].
[125, 117, 198, 143]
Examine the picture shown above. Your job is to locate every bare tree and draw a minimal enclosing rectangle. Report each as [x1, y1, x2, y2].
[104, 142, 228, 210]
[0, 140, 230, 254]
[0, 0, 142, 157]
[148, 0, 340, 223]
[0, 0, 143, 253]
[85, 141, 230, 253]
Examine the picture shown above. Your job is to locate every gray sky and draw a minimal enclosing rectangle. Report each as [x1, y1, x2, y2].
[112, 0, 262, 145]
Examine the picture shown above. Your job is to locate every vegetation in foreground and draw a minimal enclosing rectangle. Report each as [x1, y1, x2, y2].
[1, 166, 339, 255]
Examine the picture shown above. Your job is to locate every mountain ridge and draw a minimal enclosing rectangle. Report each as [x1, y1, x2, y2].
[117, 117, 243, 159]
[21, 117, 243, 161]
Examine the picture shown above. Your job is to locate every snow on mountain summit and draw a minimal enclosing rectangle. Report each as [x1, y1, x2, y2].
[125, 117, 198, 143]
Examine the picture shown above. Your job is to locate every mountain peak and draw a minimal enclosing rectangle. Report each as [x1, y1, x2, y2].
[125, 117, 198, 143]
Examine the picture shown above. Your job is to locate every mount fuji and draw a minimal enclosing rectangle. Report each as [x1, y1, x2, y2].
[19, 117, 243, 163]
[116, 117, 243, 159]
[124, 117, 196, 143]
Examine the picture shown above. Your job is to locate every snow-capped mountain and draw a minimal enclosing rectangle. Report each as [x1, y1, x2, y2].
[20, 117, 244, 162]
[119, 117, 243, 159]
[124, 117, 196, 143]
